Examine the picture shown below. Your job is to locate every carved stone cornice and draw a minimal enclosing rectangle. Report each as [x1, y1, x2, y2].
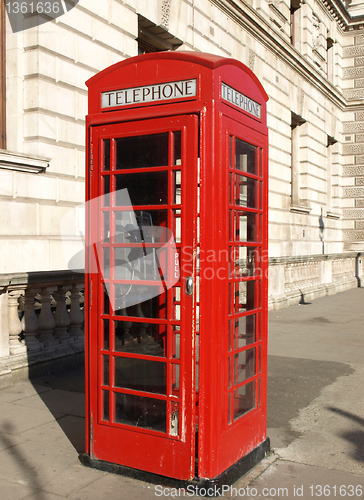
[211, 0, 347, 109]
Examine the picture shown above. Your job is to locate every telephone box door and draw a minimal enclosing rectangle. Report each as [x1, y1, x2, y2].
[87, 115, 198, 480]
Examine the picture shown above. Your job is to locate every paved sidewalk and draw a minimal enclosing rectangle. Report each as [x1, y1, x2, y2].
[0, 288, 363, 499]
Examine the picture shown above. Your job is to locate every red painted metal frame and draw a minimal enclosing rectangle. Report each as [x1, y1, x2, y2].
[85, 52, 268, 482]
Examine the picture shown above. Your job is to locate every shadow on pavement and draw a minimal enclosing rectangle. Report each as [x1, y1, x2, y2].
[31, 363, 86, 454]
[326, 406, 364, 462]
[267, 356, 353, 448]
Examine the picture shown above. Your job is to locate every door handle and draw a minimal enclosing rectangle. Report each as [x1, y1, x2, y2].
[185, 276, 193, 296]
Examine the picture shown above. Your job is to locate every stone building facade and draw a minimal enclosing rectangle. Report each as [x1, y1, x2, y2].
[0, 0, 363, 312]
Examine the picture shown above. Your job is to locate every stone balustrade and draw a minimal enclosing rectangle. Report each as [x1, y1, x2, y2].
[0, 271, 84, 388]
[268, 252, 363, 310]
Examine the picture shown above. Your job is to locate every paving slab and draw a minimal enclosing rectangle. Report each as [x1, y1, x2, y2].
[242, 460, 364, 500]
[0, 287, 363, 499]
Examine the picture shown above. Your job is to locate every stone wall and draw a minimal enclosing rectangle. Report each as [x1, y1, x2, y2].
[268, 252, 361, 309]
[343, 31, 364, 251]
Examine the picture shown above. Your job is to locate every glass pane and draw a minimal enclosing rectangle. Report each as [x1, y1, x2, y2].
[103, 355, 109, 386]
[231, 247, 256, 278]
[103, 247, 110, 279]
[233, 381, 256, 420]
[115, 171, 168, 206]
[229, 135, 234, 168]
[234, 347, 256, 384]
[103, 139, 110, 171]
[103, 319, 109, 350]
[235, 139, 256, 175]
[104, 286, 110, 314]
[234, 281, 256, 313]
[170, 402, 179, 436]
[102, 390, 109, 421]
[114, 287, 167, 319]
[173, 327, 180, 359]
[234, 175, 256, 208]
[103, 176, 110, 206]
[174, 170, 181, 204]
[172, 363, 180, 392]
[232, 315, 256, 348]
[235, 212, 256, 242]
[114, 320, 167, 356]
[103, 211, 110, 243]
[173, 131, 182, 165]
[174, 213, 181, 243]
[115, 393, 166, 432]
[116, 133, 168, 169]
[114, 357, 166, 394]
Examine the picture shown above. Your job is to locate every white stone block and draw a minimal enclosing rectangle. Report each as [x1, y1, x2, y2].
[59, 178, 85, 204]
[0, 170, 14, 198]
[80, 0, 110, 22]
[0, 200, 37, 236]
[58, 4, 93, 38]
[110, 3, 138, 37]
[76, 37, 115, 71]
[24, 79, 76, 118]
[24, 112, 57, 142]
[56, 59, 93, 90]
[14, 172, 57, 202]
[57, 118, 85, 148]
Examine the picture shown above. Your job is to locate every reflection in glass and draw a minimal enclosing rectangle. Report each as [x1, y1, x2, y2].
[234, 347, 256, 384]
[115, 171, 168, 206]
[236, 212, 256, 242]
[103, 247, 110, 279]
[173, 328, 180, 359]
[235, 175, 256, 208]
[114, 288, 167, 319]
[234, 281, 255, 312]
[114, 357, 166, 394]
[172, 363, 180, 391]
[114, 320, 166, 356]
[174, 170, 181, 204]
[115, 393, 166, 432]
[231, 247, 256, 278]
[232, 315, 256, 348]
[116, 133, 168, 169]
[235, 139, 256, 174]
[233, 381, 256, 421]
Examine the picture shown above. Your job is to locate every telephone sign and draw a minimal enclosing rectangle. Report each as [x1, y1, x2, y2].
[84, 51, 269, 489]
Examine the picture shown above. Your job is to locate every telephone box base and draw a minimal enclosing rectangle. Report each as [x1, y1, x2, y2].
[80, 438, 270, 497]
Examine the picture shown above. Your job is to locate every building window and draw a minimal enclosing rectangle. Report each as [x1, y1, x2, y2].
[290, 0, 301, 47]
[137, 15, 183, 55]
[327, 37, 335, 82]
[290, 112, 309, 212]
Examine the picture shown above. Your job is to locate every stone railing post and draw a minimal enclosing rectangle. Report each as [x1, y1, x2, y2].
[54, 286, 71, 343]
[69, 283, 84, 340]
[22, 288, 43, 351]
[38, 287, 58, 347]
[8, 288, 27, 355]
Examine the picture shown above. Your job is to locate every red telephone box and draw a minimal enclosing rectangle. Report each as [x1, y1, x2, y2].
[83, 52, 269, 488]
